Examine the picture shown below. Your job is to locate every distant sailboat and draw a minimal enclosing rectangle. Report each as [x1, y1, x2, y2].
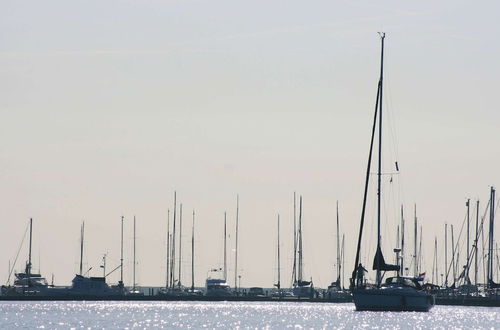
[350, 33, 434, 312]
[205, 211, 232, 297]
[327, 202, 350, 301]
[2, 218, 49, 296]
[292, 196, 313, 298]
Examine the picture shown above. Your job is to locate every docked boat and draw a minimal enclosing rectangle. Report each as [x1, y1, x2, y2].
[1, 219, 50, 296]
[327, 202, 351, 302]
[205, 212, 233, 297]
[291, 195, 314, 298]
[205, 277, 232, 297]
[350, 33, 434, 312]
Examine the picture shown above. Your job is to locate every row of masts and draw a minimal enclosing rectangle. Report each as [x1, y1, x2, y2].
[164, 192, 240, 291]
[394, 187, 498, 289]
[8, 188, 497, 291]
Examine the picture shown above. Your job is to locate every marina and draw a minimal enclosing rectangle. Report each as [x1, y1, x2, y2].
[1, 34, 499, 311]
[2, 1, 500, 327]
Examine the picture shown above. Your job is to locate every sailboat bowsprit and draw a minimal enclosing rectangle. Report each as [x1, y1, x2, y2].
[350, 33, 435, 312]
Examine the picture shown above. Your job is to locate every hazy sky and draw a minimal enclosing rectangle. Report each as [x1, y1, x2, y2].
[1, 0, 499, 289]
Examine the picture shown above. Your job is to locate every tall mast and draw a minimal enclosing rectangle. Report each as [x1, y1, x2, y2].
[418, 226, 423, 276]
[414, 205, 418, 278]
[133, 216, 136, 291]
[375, 32, 385, 287]
[451, 224, 456, 284]
[178, 203, 183, 287]
[352, 32, 384, 288]
[234, 194, 239, 291]
[445, 223, 448, 287]
[224, 211, 227, 281]
[396, 225, 400, 265]
[292, 192, 297, 286]
[475, 200, 479, 286]
[401, 205, 405, 276]
[432, 237, 436, 284]
[166, 209, 170, 289]
[79, 221, 85, 276]
[28, 218, 33, 279]
[488, 187, 495, 288]
[170, 191, 177, 288]
[120, 215, 124, 284]
[336, 201, 341, 284]
[277, 213, 281, 291]
[298, 196, 303, 282]
[191, 210, 195, 292]
[341, 234, 345, 289]
[466, 199, 470, 283]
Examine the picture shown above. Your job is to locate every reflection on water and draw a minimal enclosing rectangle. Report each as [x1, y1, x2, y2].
[0, 301, 498, 329]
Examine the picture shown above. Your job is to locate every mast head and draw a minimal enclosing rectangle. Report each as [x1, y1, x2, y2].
[378, 32, 386, 39]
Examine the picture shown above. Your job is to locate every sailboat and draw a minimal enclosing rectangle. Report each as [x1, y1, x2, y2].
[2, 218, 50, 296]
[205, 211, 232, 297]
[273, 214, 282, 298]
[350, 33, 434, 312]
[160, 194, 189, 297]
[327, 202, 351, 301]
[292, 195, 314, 298]
[129, 216, 143, 295]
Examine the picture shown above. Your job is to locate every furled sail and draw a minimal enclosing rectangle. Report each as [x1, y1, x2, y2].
[372, 245, 400, 271]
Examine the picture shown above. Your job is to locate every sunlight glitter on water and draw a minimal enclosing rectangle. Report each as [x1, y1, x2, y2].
[0, 301, 498, 329]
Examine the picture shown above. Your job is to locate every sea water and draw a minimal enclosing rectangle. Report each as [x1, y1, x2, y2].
[0, 301, 498, 329]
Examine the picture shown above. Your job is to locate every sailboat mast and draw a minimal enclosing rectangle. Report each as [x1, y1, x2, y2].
[191, 210, 195, 292]
[475, 200, 479, 286]
[488, 187, 495, 288]
[445, 223, 448, 287]
[341, 234, 345, 289]
[170, 192, 177, 288]
[224, 211, 227, 281]
[178, 203, 183, 287]
[120, 215, 124, 284]
[235, 194, 239, 291]
[133, 216, 136, 291]
[292, 192, 297, 286]
[418, 226, 423, 276]
[277, 213, 281, 290]
[80, 222, 85, 276]
[166, 209, 170, 289]
[401, 205, 405, 276]
[28, 218, 33, 279]
[466, 199, 470, 283]
[352, 35, 383, 288]
[451, 224, 456, 283]
[298, 196, 303, 282]
[376, 32, 385, 287]
[336, 201, 340, 283]
[413, 205, 418, 277]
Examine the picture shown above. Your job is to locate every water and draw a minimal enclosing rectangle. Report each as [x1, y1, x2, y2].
[0, 301, 498, 329]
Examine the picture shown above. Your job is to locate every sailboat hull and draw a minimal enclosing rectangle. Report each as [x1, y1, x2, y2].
[353, 287, 435, 312]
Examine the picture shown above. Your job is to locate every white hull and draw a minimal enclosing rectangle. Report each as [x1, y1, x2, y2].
[353, 287, 434, 312]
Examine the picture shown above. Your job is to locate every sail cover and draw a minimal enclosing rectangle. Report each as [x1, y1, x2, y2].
[372, 245, 400, 271]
